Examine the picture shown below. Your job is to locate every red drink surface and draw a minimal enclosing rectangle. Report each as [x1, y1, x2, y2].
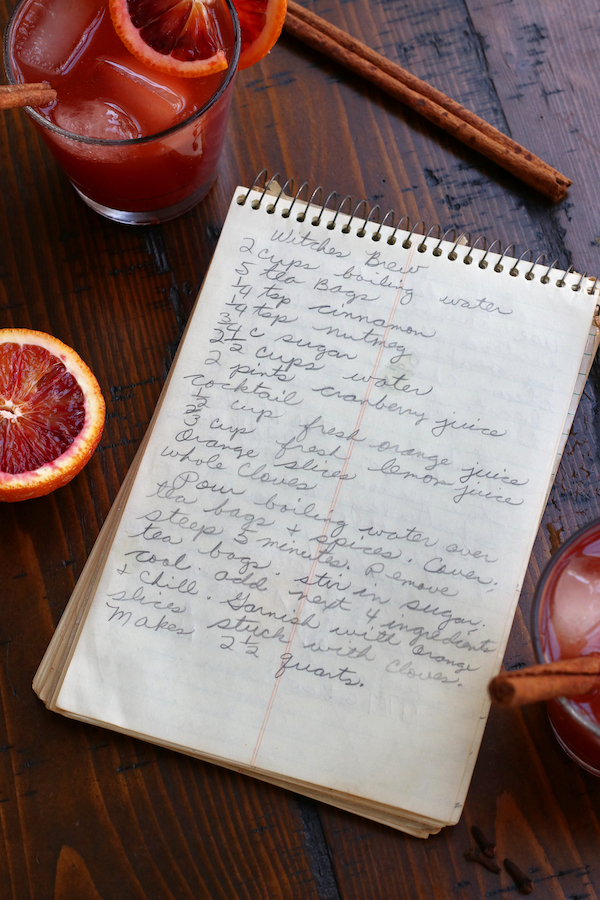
[6, 0, 237, 219]
[536, 523, 600, 773]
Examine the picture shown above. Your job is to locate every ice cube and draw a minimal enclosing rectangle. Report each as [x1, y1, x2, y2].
[96, 57, 188, 136]
[13, 0, 104, 77]
[54, 100, 141, 141]
[550, 556, 600, 656]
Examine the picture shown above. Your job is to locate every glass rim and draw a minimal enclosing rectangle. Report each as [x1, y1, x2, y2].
[2, 0, 241, 147]
[531, 515, 600, 739]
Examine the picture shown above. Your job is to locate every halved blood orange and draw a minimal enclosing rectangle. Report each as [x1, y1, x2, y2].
[0, 329, 106, 502]
[109, 0, 287, 77]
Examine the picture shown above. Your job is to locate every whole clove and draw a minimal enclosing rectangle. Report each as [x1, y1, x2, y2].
[471, 825, 496, 858]
[504, 857, 533, 894]
[465, 847, 501, 874]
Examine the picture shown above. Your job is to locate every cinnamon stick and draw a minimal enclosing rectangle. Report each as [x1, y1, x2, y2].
[284, 1, 571, 203]
[488, 656, 600, 708]
[0, 83, 56, 110]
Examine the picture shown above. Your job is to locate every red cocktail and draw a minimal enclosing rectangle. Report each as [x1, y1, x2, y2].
[532, 518, 600, 774]
[3, 0, 240, 224]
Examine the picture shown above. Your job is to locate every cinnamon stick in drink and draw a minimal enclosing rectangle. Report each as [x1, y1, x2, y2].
[0, 83, 56, 110]
[489, 656, 600, 707]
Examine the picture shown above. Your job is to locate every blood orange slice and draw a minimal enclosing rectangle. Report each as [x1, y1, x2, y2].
[109, 0, 287, 77]
[235, 0, 287, 69]
[110, 0, 229, 78]
[0, 329, 106, 502]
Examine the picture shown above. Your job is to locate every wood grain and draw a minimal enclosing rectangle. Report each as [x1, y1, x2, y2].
[2, 0, 600, 896]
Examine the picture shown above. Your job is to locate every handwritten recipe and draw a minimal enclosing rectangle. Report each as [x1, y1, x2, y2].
[50, 188, 598, 832]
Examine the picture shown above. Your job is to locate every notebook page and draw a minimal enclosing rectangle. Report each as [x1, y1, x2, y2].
[53, 188, 598, 828]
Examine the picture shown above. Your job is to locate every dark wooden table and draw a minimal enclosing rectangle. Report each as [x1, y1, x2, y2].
[2, 0, 600, 896]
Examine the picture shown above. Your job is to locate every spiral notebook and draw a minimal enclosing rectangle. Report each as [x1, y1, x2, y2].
[33, 176, 599, 838]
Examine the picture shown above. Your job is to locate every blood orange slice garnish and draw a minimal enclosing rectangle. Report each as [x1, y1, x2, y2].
[0, 329, 106, 502]
[235, 0, 287, 69]
[108, 0, 287, 77]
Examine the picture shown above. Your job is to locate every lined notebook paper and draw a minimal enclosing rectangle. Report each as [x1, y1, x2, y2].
[34, 182, 599, 837]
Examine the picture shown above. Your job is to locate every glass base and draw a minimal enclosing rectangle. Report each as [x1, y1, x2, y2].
[73, 174, 217, 225]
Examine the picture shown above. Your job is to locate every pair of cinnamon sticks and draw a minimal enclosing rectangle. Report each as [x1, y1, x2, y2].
[284, 0, 570, 202]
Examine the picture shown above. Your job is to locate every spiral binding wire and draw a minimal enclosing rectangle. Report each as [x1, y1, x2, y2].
[238, 172, 600, 297]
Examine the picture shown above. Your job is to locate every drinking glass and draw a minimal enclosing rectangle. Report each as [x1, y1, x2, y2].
[3, 0, 241, 225]
[532, 517, 600, 775]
